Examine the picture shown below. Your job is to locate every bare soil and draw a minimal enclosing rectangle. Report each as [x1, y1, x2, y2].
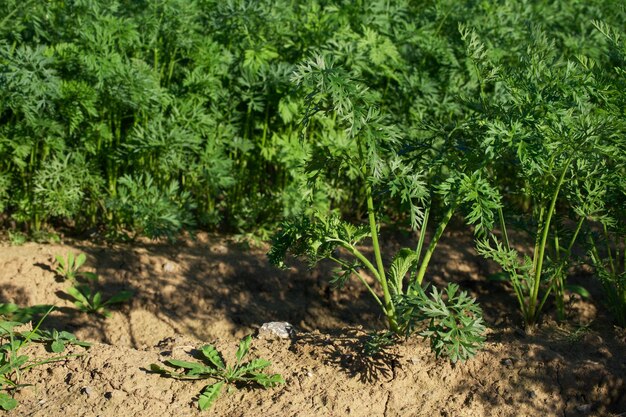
[0, 230, 624, 416]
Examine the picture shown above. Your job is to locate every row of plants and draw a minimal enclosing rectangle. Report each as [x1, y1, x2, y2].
[0, 1, 623, 236]
[269, 8, 625, 342]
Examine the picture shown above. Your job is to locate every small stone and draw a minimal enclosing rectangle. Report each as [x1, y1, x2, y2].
[596, 347, 612, 359]
[501, 358, 514, 368]
[257, 322, 295, 339]
[575, 403, 593, 413]
[527, 390, 536, 399]
[80, 387, 93, 396]
[162, 262, 176, 273]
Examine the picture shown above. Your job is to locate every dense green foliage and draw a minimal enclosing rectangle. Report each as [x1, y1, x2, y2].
[1, 1, 625, 328]
[267, 55, 488, 360]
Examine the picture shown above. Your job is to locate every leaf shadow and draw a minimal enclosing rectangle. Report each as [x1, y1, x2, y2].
[294, 328, 400, 383]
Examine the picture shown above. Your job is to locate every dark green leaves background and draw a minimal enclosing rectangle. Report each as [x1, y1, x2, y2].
[0, 0, 624, 240]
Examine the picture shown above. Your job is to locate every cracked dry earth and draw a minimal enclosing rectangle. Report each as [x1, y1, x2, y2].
[0, 231, 624, 416]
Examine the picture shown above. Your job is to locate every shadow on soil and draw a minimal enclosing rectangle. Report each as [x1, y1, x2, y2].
[59, 233, 389, 342]
[294, 328, 401, 383]
[8, 227, 626, 416]
[457, 320, 626, 416]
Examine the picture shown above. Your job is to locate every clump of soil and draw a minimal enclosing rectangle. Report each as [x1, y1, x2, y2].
[0, 232, 624, 416]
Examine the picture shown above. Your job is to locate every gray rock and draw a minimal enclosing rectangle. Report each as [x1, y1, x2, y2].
[575, 403, 593, 413]
[162, 262, 177, 273]
[258, 322, 295, 339]
[501, 358, 514, 368]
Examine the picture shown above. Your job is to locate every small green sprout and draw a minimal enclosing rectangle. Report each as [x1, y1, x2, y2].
[55, 252, 91, 281]
[1, 306, 89, 410]
[66, 283, 134, 318]
[54, 253, 133, 317]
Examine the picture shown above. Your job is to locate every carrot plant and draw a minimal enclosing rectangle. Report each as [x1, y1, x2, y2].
[460, 19, 626, 329]
[589, 227, 626, 327]
[2, 0, 623, 242]
[582, 21, 626, 327]
[269, 56, 489, 362]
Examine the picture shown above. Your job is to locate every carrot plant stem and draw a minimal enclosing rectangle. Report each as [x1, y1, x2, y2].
[328, 239, 381, 283]
[537, 215, 586, 317]
[415, 206, 430, 265]
[498, 207, 511, 252]
[328, 256, 383, 309]
[528, 159, 571, 325]
[414, 205, 455, 287]
[365, 183, 397, 332]
[603, 223, 615, 275]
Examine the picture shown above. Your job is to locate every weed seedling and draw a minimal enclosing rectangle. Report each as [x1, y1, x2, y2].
[0, 306, 89, 410]
[66, 281, 133, 318]
[150, 335, 284, 411]
[7, 231, 27, 247]
[29, 329, 92, 353]
[53, 253, 133, 317]
[55, 252, 94, 281]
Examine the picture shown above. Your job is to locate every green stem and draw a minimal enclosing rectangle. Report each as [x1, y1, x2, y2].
[528, 159, 572, 324]
[166, 50, 178, 87]
[328, 239, 380, 284]
[531, 205, 545, 276]
[539, 215, 585, 316]
[498, 207, 511, 252]
[554, 232, 561, 262]
[366, 193, 386, 283]
[588, 234, 601, 267]
[435, 6, 453, 35]
[510, 271, 529, 319]
[495, 206, 530, 317]
[365, 186, 397, 331]
[603, 223, 615, 275]
[415, 206, 430, 265]
[414, 205, 456, 287]
[328, 256, 384, 310]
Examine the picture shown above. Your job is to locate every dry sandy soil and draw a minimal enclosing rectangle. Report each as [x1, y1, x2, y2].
[0, 230, 624, 417]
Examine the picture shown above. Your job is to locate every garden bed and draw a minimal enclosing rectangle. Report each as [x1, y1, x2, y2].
[1, 232, 624, 416]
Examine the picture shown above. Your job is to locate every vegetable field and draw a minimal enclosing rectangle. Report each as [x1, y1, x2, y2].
[1, 0, 625, 416]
